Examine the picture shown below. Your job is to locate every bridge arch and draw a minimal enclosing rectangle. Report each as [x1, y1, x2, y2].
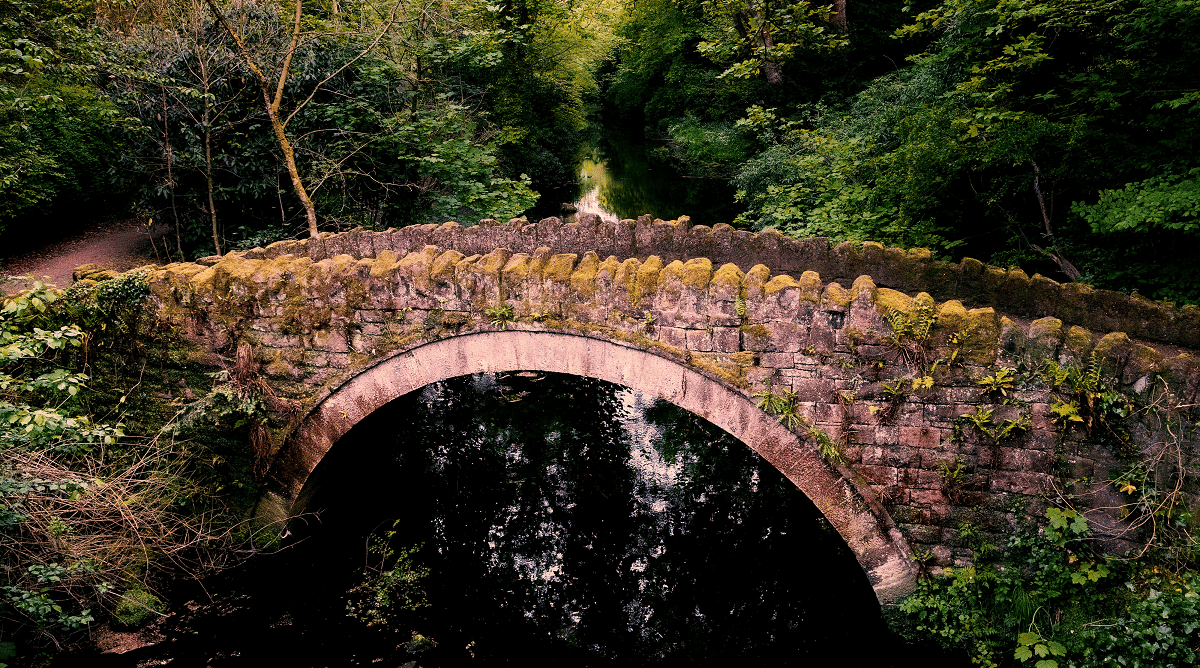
[262, 330, 918, 603]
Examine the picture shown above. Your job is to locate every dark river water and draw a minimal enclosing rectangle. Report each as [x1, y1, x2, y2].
[57, 373, 957, 667]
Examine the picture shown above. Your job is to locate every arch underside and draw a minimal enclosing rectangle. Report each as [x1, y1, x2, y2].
[264, 331, 917, 602]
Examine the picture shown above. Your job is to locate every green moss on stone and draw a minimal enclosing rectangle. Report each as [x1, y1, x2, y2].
[615, 258, 641, 303]
[1029, 317, 1063, 342]
[874, 288, 915, 317]
[851, 275, 877, 303]
[544, 254, 577, 282]
[960, 307, 1000, 364]
[936, 300, 968, 332]
[691, 351, 754, 388]
[633, 256, 663, 306]
[740, 323, 771, 341]
[570, 252, 601, 300]
[658, 260, 686, 299]
[999, 316, 1025, 352]
[1129, 343, 1164, 378]
[764, 274, 800, 296]
[1063, 325, 1095, 359]
[797, 271, 822, 302]
[433, 250, 466, 282]
[682, 258, 713, 289]
[822, 282, 852, 310]
[745, 265, 771, 298]
[476, 248, 513, 278]
[711, 263, 744, 289]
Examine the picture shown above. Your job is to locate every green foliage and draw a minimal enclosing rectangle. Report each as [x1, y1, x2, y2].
[660, 117, 753, 177]
[628, 0, 1200, 303]
[883, 301, 937, 373]
[0, 0, 133, 239]
[956, 405, 1030, 444]
[346, 521, 432, 628]
[1085, 571, 1200, 667]
[0, 279, 245, 655]
[485, 302, 516, 329]
[109, 0, 546, 256]
[885, 302, 936, 344]
[111, 587, 164, 628]
[893, 509, 1119, 668]
[979, 368, 1016, 399]
[1042, 355, 1131, 448]
[896, 501, 1200, 668]
[695, 0, 846, 81]
[753, 382, 843, 462]
[1013, 631, 1066, 668]
[1049, 397, 1082, 426]
[1076, 168, 1200, 236]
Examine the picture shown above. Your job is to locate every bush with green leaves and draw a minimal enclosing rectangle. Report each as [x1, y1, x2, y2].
[346, 521, 431, 628]
[891, 507, 1200, 668]
[0, 278, 237, 656]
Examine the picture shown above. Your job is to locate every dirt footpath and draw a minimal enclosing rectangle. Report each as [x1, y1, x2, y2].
[2, 219, 168, 295]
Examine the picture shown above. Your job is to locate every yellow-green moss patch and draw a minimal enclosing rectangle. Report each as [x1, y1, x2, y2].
[682, 258, 714, 289]
[822, 282, 852, 310]
[570, 252, 601, 300]
[543, 254, 577, 282]
[764, 274, 800, 296]
[873, 287, 914, 317]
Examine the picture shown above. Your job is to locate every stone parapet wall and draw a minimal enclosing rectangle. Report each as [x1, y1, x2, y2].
[206, 215, 1200, 348]
[153, 238, 1200, 569]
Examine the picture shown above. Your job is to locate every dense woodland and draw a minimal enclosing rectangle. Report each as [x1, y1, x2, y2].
[1, 0, 1199, 665]
[1, 0, 1198, 299]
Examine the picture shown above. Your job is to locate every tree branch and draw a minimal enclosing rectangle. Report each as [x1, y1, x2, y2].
[1031, 160, 1082, 281]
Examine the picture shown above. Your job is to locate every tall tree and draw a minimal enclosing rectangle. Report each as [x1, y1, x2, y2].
[697, 0, 846, 83]
[203, 0, 319, 237]
[202, 0, 401, 238]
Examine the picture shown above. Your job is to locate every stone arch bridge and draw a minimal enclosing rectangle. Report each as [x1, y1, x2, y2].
[133, 215, 1200, 604]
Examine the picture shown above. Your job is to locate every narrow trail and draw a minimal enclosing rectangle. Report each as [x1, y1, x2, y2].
[1, 219, 169, 295]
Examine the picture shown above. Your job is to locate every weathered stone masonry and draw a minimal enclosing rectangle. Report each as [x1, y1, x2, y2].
[133, 215, 1200, 603]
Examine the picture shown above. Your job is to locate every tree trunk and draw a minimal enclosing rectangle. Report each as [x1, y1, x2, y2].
[205, 0, 320, 238]
[268, 106, 318, 238]
[752, 5, 782, 84]
[198, 49, 221, 256]
[833, 0, 847, 31]
[1031, 161, 1081, 281]
[163, 87, 182, 261]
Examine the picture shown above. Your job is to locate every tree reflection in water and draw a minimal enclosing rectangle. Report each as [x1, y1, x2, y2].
[319, 371, 888, 666]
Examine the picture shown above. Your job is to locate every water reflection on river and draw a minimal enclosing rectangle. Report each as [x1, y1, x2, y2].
[63, 373, 932, 668]
[527, 133, 744, 227]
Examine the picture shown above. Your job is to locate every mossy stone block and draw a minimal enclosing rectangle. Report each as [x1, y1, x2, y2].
[1025, 316, 1063, 362]
[432, 250, 465, 283]
[764, 274, 800, 296]
[682, 257, 714, 290]
[999, 316, 1026, 354]
[570, 252, 601, 300]
[822, 282, 852, 310]
[935, 300, 968, 333]
[543, 253, 578, 283]
[798, 271, 822, 302]
[874, 287, 915, 318]
[961, 307, 1000, 364]
[1062, 325, 1096, 363]
[745, 264, 771, 299]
